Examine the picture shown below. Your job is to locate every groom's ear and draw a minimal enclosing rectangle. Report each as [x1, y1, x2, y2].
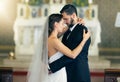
[71, 13, 76, 18]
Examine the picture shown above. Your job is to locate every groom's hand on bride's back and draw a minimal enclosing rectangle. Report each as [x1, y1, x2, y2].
[48, 65, 53, 74]
[48, 69, 52, 74]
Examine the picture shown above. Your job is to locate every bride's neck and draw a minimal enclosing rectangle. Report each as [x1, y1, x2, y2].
[50, 30, 58, 38]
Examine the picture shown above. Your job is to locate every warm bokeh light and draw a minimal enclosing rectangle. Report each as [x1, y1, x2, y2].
[0, 0, 6, 13]
[0, 0, 16, 25]
[25, 0, 29, 3]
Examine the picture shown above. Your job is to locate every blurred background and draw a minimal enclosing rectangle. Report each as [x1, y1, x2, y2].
[0, 0, 120, 82]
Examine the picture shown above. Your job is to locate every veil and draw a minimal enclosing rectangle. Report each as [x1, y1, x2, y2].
[27, 19, 48, 82]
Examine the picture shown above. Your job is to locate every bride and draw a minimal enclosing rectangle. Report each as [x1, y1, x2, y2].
[27, 13, 90, 82]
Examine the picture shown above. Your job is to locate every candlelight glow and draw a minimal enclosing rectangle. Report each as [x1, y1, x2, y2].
[88, 0, 93, 4]
[0, 1, 6, 13]
[0, 0, 13, 24]
[25, 0, 29, 3]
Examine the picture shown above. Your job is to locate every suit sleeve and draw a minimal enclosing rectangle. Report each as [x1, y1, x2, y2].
[49, 55, 73, 73]
[49, 25, 89, 73]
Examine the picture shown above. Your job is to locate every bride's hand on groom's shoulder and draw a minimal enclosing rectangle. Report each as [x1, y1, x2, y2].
[77, 18, 85, 25]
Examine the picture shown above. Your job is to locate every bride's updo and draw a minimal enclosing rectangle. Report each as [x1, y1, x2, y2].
[48, 14, 63, 37]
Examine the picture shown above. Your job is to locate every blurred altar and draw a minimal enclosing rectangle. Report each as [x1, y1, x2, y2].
[0, 0, 111, 72]
[0, 0, 120, 82]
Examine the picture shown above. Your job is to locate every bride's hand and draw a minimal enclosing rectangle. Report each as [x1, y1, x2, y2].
[83, 29, 90, 42]
[77, 18, 85, 25]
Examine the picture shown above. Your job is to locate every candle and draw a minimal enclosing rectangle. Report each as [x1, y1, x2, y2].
[88, 0, 93, 4]
[26, 0, 29, 3]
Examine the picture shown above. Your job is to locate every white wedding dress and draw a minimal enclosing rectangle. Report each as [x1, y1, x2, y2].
[48, 52, 67, 82]
[27, 26, 67, 82]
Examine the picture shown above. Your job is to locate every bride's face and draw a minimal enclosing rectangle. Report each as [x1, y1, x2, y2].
[56, 19, 66, 33]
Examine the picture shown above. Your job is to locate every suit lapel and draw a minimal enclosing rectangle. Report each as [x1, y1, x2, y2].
[67, 24, 79, 40]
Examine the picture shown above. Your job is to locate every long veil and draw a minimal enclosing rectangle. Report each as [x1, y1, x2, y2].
[27, 19, 48, 82]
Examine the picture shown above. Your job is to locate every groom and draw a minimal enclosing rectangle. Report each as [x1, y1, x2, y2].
[49, 4, 91, 82]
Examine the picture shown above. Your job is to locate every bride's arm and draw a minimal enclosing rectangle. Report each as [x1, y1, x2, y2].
[53, 30, 90, 59]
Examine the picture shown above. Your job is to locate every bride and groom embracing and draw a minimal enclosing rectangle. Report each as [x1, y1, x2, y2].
[27, 4, 91, 82]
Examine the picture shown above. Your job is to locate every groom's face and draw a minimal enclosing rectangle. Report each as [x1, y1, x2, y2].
[61, 12, 74, 28]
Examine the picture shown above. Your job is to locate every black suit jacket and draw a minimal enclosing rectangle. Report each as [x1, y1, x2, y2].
[49, 24, 91, 82]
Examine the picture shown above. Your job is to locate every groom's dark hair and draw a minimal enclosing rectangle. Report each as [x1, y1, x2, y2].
[60, 4, 77, 16]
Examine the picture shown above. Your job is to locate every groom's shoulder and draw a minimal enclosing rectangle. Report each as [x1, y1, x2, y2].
[76, 24, 88, 30]
[76, 24, 88, 33]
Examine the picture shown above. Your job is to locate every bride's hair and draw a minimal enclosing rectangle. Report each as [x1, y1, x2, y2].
[48, 14, 63, 37]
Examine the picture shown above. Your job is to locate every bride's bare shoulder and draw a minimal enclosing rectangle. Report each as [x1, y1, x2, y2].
[48, 36, 61, 45]
[48, 36, 57, 41]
